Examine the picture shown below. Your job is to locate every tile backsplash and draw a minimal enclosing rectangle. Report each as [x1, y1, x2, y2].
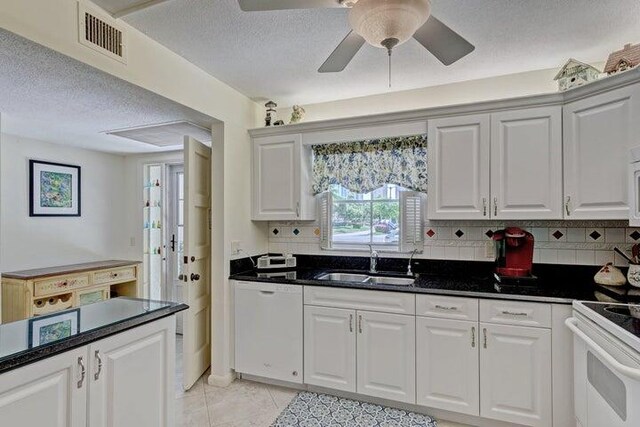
[268, 220, 640, 267]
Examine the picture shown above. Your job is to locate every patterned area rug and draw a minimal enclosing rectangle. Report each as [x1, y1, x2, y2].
[271, 391, 438, 426]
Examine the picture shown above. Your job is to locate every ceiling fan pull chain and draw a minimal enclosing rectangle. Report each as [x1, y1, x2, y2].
[388, 49, 392, 88]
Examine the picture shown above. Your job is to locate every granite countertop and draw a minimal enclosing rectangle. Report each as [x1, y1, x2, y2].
[230, 268, 599, 304]
[0, 297, 188, 375]
[3, 260, 141, 280]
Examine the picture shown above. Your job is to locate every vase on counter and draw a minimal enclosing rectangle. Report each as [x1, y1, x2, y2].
[628, 264, 640, 287]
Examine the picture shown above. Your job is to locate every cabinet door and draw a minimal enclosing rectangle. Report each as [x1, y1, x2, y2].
[427, 114, 490, 219]
[416, 317, 479, 415]
[88, 317, 175, 427]
[357, 311, 415, 403]
[304, 305, 356, 392]
[491, 107, 563, 219]
[480, 323, 551, 427]
[563, 84, 640, 219]
[0, 347, 87, 426]
[252, 134, 301, 220]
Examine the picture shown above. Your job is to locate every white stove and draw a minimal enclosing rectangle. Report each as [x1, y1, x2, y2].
[567, 301, 640, 427]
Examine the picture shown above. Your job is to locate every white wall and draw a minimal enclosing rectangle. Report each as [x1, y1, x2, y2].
[0, 134, 128, 271]
[280, 65, 604, 123]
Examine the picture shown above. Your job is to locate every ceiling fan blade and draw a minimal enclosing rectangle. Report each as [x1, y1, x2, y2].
[238, 0, 342, 11]
[413, 15, 475, 66]
[318, 31, 365, 73]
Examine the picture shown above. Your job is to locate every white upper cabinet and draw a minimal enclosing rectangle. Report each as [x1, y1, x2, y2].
[491, 107, 563, 219]
[252, 134, 315, 221]
[563, 83, 640, 219]
[427, 114, 491, 219]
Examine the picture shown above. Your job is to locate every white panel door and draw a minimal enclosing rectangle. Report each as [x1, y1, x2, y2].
[252, 134, 301, 220]
[357, 311, 415, 403]
[304, 305, 356, 392]
[416, 317, 479, 416]
[563, 84, 640, 219]
[491, 107, 563, 219]
[89, 317, 175, 427]
[183, 135, 212, 390]
[0, 347, 87, 427]
[427, 114, 490, 219]
[480, 323, 552, 427]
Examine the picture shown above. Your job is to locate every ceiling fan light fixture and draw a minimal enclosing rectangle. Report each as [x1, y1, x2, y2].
[348, 0, 431, 48]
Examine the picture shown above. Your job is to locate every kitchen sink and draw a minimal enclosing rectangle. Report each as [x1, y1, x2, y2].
[316, 272, 415, 286]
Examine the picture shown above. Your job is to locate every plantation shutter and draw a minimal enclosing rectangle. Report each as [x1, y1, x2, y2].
[399, 191, 426, 253]
[318, 191, 333, 250]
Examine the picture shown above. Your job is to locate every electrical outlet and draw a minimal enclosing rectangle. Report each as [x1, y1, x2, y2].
[231, 240, 241, 255]
[485, 240, 495, 258]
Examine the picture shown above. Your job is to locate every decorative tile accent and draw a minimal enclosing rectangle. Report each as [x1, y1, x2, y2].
[485, 230, 494, 238]
[589, 230, 602, 241]
[314, 228, 321, 236]
[454, 229, 465, 238]
[292, 228, 300, 236]
[272, 228, 280, 236]
[552, 230, 565, 240]
[426, 229, 436, 238]
[630, 231, 640, 241]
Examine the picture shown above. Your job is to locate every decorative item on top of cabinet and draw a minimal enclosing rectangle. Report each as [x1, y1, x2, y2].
[554, 58, 600, 92]
[289, 105, 306, 124]
[264, 100, 277, 126]
[252, 133, 315, 221]
[563, 83, 640, 219]
[604, 43, 640, 75]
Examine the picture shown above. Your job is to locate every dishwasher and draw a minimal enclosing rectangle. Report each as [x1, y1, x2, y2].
[234, 281, 303, 383]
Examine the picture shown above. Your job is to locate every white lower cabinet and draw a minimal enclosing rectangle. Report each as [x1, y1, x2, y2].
[0, 316, 175, 427]
[480, 323, 552, 427]
[357, 311, 416, 404]
[416, 317, 479, 415]
[304, 305, 356, 392]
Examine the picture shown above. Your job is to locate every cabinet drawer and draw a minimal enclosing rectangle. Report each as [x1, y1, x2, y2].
[416, 295, 478, 321]
[75, 286, 110, 306]
[34, 275, 90, 297]
[93, 267, 136, 285]
[304, 286, 415, 315]
[480, 299, 551, 328]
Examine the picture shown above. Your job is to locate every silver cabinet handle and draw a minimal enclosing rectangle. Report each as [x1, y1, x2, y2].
[77, 356, 86, 389]
[94, 350, 103, 380]
[358, 315, 363, 334]
[565, 196, 571, 216]
[483, 328, 487, 349]
[482, 198, 487, 216]
[434, 305, 458, 311]
[471, 326, 476, 348]
[501, 310, 528, 317]
[296, 201, 300, 218]
[349, 314, 353, 333]
[493, 197, 498, 216]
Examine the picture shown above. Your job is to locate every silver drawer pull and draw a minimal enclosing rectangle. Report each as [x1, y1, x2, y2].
[358, 315, 363, 334]
[435, 305, 458, 311]
[77, 356, 86, 389]
[94, 350, 103, 380]
[502, 310, 528, 316]
[483, 328, 487, 349]
[349, 314, 353, 333]
[471, 326, 476, 348]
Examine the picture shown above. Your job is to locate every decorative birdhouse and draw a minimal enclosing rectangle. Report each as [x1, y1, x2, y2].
[604, 43, 640, 75]
[554, 58, 600, 92]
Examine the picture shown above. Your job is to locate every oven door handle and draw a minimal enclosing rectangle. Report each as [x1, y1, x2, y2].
[566, 317, 640, 381]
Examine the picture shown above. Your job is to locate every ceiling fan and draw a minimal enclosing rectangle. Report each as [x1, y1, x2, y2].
[237, 0, 475, 78]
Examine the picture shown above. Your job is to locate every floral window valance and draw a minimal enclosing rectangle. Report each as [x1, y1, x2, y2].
[312, 134, 428, 195]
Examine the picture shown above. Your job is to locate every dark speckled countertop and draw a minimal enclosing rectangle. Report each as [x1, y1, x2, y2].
[230, 254, 635, 305]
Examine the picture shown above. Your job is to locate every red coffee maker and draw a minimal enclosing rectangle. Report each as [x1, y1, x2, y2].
[492, 227, 535, 278]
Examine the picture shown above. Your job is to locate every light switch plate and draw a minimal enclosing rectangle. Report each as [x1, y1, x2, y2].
[485, 240, 495, 258]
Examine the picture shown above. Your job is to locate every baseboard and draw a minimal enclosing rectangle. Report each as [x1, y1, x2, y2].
[207, 371, 235, 387]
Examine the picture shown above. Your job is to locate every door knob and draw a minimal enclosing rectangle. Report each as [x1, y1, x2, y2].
[190, 273, 200, 281]
[178, 274, 187, 282]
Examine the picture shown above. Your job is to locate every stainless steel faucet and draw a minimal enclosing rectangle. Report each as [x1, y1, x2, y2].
[407, 249, 418, 276]
[368, 245, 378, 273]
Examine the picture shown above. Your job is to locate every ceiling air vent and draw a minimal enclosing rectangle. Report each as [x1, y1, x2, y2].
[78, 3, 127, 63]
[106, 121, 212, 147]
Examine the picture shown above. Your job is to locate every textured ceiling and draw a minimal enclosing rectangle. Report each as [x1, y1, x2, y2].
[123, 0, 640, 107]
[0, 29, 214, 153]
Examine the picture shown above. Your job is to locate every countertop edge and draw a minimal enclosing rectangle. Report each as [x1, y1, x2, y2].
[228, 274, 580, 305]
[0, 302, 188, 375]
[2, 260, 142, 280]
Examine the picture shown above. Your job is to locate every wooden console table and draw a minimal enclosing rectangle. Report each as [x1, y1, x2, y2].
[1, 260, 142, 323]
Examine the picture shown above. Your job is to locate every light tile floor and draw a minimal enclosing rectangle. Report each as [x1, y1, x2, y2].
[175, 337, 469, 427]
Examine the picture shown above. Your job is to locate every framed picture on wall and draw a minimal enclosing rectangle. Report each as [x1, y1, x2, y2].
[28, 308, 80, 348]
[29, 160, 81, 217]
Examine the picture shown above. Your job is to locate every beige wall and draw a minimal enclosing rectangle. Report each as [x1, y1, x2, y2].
[279, 64, 604, 123]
